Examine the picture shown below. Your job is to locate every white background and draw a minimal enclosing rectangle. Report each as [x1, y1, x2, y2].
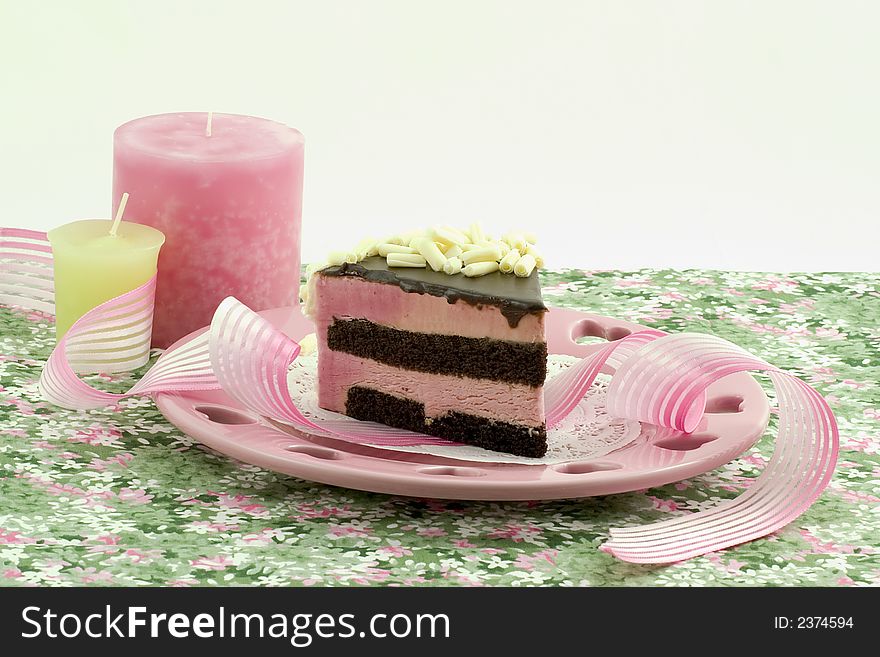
[2, 1, 878, 271]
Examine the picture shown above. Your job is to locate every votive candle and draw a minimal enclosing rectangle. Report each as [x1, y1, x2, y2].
[48, 214, 164, 371]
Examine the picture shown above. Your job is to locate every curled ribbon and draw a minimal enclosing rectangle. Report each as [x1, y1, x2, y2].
[2, 228, 839, 564]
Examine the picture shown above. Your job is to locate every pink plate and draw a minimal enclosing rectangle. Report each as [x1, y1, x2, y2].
[154, 306, 770, 500]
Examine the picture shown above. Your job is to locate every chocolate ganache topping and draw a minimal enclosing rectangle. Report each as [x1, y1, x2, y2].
[320, 256, 546, 328]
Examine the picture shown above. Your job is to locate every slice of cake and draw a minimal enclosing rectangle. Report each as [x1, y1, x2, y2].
[304, 228, 548, 457]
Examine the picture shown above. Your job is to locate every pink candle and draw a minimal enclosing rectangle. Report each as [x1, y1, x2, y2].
[113, 112, 304, 348]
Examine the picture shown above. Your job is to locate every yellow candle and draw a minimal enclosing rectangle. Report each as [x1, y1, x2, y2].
[48, 219, 165, 344]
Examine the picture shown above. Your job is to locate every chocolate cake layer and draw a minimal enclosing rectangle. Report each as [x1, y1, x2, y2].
[320, 257, 547, 328]
[327, 318, 547, 387]
[346, 386, 548, 458]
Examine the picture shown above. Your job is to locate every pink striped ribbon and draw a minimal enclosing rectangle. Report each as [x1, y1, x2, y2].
[3, 228, 838, 563]
[0, 227, 55, 315]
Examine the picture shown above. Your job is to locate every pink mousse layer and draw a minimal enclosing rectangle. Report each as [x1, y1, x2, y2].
[312, 274, 545, 343]
[317, 346, 545, 427]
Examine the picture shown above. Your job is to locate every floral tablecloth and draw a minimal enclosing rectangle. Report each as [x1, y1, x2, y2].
[1, 270, 878, 587]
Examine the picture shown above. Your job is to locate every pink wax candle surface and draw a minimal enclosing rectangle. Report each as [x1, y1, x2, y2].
[113, 112, 304, 347]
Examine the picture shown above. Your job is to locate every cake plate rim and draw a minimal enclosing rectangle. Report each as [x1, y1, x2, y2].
[153, 304, 770, 501]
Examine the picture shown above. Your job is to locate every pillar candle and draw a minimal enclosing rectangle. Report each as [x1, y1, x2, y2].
[113, 112, 304, 348]
[48, 218, 164, 371]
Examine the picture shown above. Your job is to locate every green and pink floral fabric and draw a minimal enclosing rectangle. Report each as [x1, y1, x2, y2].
[1, 269, 877, 586]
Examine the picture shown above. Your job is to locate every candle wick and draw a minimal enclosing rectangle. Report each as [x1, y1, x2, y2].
[109, 192, 129, 237]
[206, 111, 213, 137]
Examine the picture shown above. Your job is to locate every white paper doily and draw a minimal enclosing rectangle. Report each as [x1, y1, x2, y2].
[282, 353, 642, 465]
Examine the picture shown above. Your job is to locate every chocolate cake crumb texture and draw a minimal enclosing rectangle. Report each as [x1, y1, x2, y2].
[327, 318, 547, 387]
[345, 386, 548, 458]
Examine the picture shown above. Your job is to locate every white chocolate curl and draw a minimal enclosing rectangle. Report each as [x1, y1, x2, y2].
[498, 248, 521, 274]
[468, 221, 486, 243]
[387, 253, 427, 267]
[525, 244, 544, 268]
[385, 235, 406, 246]
[461, 245, 502, 265]
[355, 236, 376, 259]
[327, 250, 348, 266]
[504, 233, 527, 251]
[340, 224, 539, 278]
[443, 256, 463, 275]
[377, 243, 417, 256]
[406, 233, 429, 249]
[463, 261, 500, 277]
[513, 253, 537, 277]
[431, 226, 469, 247]
[412, 237, 447, 272]
[444, 244, 463, 259]
[442, 224, 468, 237]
